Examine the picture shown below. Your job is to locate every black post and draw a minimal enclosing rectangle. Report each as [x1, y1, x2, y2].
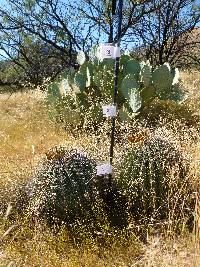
[112, 0, 117, 15]
[109, 0, 123, 168]
[104, 0, 127, 228]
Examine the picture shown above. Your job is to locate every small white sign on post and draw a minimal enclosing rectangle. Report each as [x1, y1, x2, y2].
[96, 164, 112, 176]
[100, 44, 120, 59]
[102, 105, 117, 118]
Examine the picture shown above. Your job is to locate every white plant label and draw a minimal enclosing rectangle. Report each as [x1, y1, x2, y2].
[96, 164, 112, 176]
[100, 45, 120, 59]
[102, 105, 116, 117]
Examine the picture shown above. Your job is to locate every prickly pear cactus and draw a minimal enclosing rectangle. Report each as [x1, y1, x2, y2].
[140, 61, 151, 87]
[46, 47, 185, 128]
[74, 72, 87, 91]
[46, 82, 61, 103]
[77, 50, 86, 65]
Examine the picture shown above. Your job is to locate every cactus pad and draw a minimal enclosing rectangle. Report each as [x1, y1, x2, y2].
[168, 85, 186, 103]
[152, 65, 173, 99]
[77, 50, 86, 65]
[120, 74, 140, 98]
[129, 89, 142, 113]
[74, 72, 86, 91]
[59, 79, 71, 97]
[171, 68, 180, 85]
[123, 59, 141, 79]
[140, 62, 151, 87]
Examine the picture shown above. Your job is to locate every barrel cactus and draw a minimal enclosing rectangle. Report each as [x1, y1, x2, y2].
[118, 136, 193, 228]
[7, 147, 127, 230]
[25, 148, 101, 226]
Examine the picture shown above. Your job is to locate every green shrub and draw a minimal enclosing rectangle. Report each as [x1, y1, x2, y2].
[137, 99, 200, 127]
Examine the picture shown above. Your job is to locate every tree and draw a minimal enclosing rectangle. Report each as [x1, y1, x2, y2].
[0, 0, 198, 89]
[74, 0, 158, 46]
[0, 35, 76, 88]
[0, 0, 80, 87]
[0, 0, 157, 52]
[0, 0, 157, 87]
[132, 0, 200, 68]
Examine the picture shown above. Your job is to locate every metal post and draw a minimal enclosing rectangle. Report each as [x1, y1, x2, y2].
[109, 0, 123, 167]
[107, 0, 123, 187]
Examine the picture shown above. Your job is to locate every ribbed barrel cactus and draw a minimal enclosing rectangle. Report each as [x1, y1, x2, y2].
[8, 147, 128, 230]
[25, 149, 100, 226]
[46, 47, 185, 128]
[118, 137, 193, 228]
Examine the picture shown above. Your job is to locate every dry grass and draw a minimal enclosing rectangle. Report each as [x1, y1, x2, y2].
[0, 71, 200, 266]
[180, 70, 200, 115]
[0, 224, 199, 266]
[0, 226, 142, 267]
[0, 90, 70, 187]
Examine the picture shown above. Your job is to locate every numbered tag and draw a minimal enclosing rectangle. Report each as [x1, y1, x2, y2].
[100, 45, 120, 59]
[102, 105, 116, 117]
[96, 164, 112, 176]
[114, 47, 120, 58]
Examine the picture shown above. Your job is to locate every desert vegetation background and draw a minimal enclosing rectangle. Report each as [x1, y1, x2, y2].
[0, 0, 200, 266]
